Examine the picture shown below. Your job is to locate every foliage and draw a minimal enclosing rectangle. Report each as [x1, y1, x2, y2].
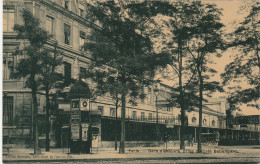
[38, 42, 64, 93]
[84, 1, 170, 153]
[85, 1, 170, 106]
[187, 1, 225, 96]
[153, 1, 225, 151]
[152, 1, 202, 150]
[12, 9, 67, 153]
[185, 2, 225, 153]
[12, 9, 50, 84]
[221, 2, 260, 110]
[11, 9, 50, 155]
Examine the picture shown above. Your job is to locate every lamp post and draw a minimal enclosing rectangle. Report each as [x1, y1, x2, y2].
[154, 80, 160, 145]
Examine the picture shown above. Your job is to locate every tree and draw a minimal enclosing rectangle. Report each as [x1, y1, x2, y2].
[153, 1, 224, 151]
[85, 1, 169, 153]
[186, 2, 225, 153]
[12, 9, 50, 154]
[38, 42, 64, 151]
[86, 70, 121, 151]
[221, 2, 260, 111]
[151, 1, 201, 150]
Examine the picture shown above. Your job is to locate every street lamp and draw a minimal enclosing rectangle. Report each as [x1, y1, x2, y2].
[154, 80, 160, 145]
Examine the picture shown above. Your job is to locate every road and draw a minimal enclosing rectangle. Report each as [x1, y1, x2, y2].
[12, 157, 260, 164]
[4, 145, 260, 163]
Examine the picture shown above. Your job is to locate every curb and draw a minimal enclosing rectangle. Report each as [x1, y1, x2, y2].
[3, 156, 224, 163]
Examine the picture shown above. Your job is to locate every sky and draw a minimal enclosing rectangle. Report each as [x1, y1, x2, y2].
[160, 0, 259, 115]
[0, 0, 258, 115]
[210, 0, 260, 115]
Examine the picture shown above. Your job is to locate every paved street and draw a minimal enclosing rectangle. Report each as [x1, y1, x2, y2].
[8, 158, 260, 164]
[3, 145, 260, 163]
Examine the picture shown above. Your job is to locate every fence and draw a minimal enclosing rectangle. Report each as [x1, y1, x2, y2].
[103, 115, 181, 124]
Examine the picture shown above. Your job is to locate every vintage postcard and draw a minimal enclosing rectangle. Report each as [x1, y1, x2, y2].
[2, 0, 259, 163]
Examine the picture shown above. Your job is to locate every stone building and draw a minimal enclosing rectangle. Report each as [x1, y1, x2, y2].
[3, 0, 258, 149]
[3, 0, 174, 148]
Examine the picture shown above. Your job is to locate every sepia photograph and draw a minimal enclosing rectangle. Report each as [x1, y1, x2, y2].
[2, 0, 260, 163]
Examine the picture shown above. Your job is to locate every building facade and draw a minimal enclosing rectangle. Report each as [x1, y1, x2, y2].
[3, 0, 259, 148]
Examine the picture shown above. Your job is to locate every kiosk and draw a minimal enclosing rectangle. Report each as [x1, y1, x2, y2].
[69, 80, 93, 154]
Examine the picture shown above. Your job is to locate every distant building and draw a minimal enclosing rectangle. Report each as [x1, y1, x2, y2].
[226, 115, 260, 143]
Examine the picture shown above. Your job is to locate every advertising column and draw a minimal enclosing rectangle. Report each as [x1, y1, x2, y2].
[70, 99, 81, 153]
[80, 98, 91, 153]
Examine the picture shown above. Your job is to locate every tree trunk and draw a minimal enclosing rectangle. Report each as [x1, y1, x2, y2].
[115, 130, 118, 151]
[115, 97, 118, 151]
[197, 69, 203, 153]
[156, 96, 159, 145]
[178, 42, 185, 150]
[180, 103, 185, 150]
[45, 89, 50, 152]
[32, 82, 40, 154]
[119, 93, 126, 154]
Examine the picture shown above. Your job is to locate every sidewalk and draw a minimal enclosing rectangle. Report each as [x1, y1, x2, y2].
[3, 145, 260, 163]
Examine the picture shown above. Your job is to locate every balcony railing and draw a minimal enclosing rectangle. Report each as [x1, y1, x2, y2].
[102, 115, 180, 124]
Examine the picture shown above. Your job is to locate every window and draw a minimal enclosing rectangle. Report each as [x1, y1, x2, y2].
[98, 106, 104, 115]
[64, 0, 69, 9]
[219, 121, 223, 128]
[132, 111, 137, 119]
[141, 112, 145, 120]
[64, 24, 71, 45]
[46, 16, 54, 35]
[148, 113, 152, 120]
[64, 62, 71, 86]
[203, 119, 207, 125]
[192, 117, 196, 124]
[166, 106, 171, 112]
[148, 88, 151, 104]
[3, 58, 14, 80]
[3, 5, 15, 32]
[3, 97, 14, 125]
[79, 8, 84, 17]
[140, 87, 145, 103]
[79, 67, 86, 79]
[110, 108, 115, 117]
[79, 31, 86, 50]
[212, 120, 215, 127]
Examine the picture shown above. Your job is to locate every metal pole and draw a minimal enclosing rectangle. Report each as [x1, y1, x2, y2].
[166, 139, 167, 150]
[195, 127, 197, 143]
[178, 127, 180, 140]
[156, 96, 159, 145]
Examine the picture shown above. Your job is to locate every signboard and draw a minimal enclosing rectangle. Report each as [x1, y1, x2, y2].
[71, 124, 80, 140]
[71, 99, 81, 123]
[82, 124, 89, 141]
[156, 100, 171, 107]
[71, 110, 80, 123]
[58, 103, 70, 111]
[80, 98, 90, 111]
